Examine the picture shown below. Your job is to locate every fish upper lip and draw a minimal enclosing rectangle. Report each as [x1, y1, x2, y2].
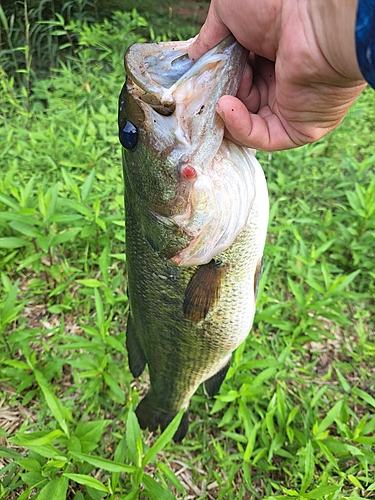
[125, 35, 247, 121]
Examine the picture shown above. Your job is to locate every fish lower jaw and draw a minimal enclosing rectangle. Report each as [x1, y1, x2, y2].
[170, 144, 261, 267]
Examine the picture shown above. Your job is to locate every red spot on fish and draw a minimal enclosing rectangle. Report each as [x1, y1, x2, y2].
[181, 165, 197, 179]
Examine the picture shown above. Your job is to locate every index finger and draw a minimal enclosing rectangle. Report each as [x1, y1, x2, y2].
[188, 2, 230, 62]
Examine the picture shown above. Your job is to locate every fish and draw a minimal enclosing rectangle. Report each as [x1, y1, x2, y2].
[118, 36, 269, 442]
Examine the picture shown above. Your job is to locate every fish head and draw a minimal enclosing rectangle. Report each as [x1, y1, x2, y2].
[119, 36, 251, 264]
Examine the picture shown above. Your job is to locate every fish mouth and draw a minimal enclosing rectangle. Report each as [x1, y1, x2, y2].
[125, 37, 255, 266]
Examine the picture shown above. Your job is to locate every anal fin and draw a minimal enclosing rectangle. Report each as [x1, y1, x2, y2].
[126, 315, 146, 378]
[136, 394, 189, 442]
[204, 359, 231, 397]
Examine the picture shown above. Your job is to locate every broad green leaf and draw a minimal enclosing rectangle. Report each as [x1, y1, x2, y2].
[0, 211, 35, 223]
[99, 244, 110, 286]
[327, 269, 361, 295]
[142, 474, 175, 500]
[276, 386, 287, 425]
[61, 167, 80, 201]
[315, 239, 335, 258]
[45, 183, 59, 222]
[112, 434, 127, 492]
[0, 446, 23, 459]
[286, 405, 300, 426]
[53, 227, 82, 245]
[8, 443, 65, 459]
[287, 277, 304, 306]
[8, 221, 43, 238]
[75, 420, 110, 453]
[157, 462, 185, 494]
[314, 399, 343, 438]
[304, 485, 341, 498]
[217, 389, 239, 402]
[68, 435, 81, 453]
[69, 452, 136, 473]
[280, 487, 299, 496]
[81, 168, 96, 201]
[265, 406, 276, 439]
[0, 193, 20, 210]
[14, 429, 64, 447]
[76, 279, 103, 287]
[238, 399, 253, 439]
[94, 288, 104, 335]
[63, 473, 109, 492]
[2, 279, 19, 318]
[49, 214, 83, 223]
[335, 368, 351, 392]
[353, 388, 375, 408]
[17, 252, 43, 270]
[37, 475, 68, 500]
[60, 198, 92, 218]
[17, 488, 32, 500]
[38, 189, 47, 218]
[19, 471, 46, 488]
[315, 440, 339, 470]
[243, 423, 260, 461]
[300, 441, 314, 493]
[126, 408, 142, 466]
[122, 488, 140, 500]
[104, 373, 126, 402]
[347, 474, 362, 488]
[0, 237, 31, 248]
[251, 367, 277, 388]
[105, 335, 127, 355]
[34, 370, 71, 436]
[310, 386, 327, 408]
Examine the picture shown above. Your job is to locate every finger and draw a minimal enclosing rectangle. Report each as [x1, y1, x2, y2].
[236, 62, 261, 113]
[217, 95, 307, 151]
[188, 2, 230, 62]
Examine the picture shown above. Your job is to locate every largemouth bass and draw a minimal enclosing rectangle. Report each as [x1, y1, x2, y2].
[118, 36, 269, 441]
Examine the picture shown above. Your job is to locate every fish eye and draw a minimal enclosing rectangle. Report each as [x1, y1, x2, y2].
[119, 120, 138, 150]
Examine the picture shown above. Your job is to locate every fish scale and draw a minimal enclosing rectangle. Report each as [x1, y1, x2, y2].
[119, 36, 269, 440]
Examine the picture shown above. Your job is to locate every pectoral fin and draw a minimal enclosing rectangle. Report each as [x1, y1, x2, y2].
[126, 315, 146, 378]
[183, 259, 227, 322]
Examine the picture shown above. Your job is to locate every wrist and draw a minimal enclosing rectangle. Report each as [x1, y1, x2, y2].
[308, 0, 365, 83]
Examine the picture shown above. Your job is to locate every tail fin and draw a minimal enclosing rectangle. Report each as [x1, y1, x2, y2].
[135, 395, 189, 442]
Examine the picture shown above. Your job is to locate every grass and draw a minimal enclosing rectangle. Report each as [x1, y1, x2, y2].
[1, 1, 375, 499]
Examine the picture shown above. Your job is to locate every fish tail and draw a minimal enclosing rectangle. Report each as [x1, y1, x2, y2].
[135, 395, 189, 442]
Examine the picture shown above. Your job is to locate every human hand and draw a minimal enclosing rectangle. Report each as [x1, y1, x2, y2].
[188, 0, 367, 151]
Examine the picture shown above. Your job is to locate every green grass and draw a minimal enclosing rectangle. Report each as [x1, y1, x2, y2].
[1, 2, 375, 499]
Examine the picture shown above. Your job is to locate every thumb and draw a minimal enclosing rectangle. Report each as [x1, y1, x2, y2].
[188, 3, 230, 62]
[217, 95, 300, 151]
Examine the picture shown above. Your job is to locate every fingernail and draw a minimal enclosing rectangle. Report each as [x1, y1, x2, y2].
[216, 105, 225, 121]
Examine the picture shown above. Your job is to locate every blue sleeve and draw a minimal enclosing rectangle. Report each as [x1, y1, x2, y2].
[355, 0, 375, 88]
